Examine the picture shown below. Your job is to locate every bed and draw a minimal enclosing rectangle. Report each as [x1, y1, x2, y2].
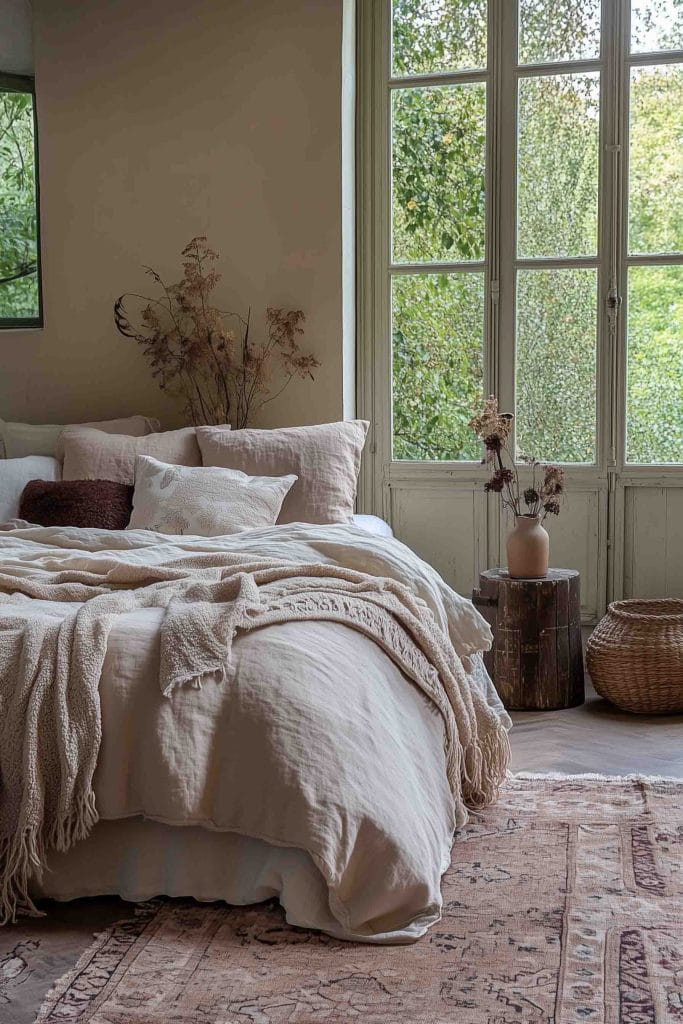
[0, 513, 510, 944]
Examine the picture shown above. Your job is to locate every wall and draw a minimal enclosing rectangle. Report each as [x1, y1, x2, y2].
[0, 0, 32, 74]
[0, 0, 348, 428]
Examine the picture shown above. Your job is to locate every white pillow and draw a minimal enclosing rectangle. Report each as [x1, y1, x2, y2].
[127, 455, 297, 536]
[0, 415, 160, 460]
[0, 456, 61, 523]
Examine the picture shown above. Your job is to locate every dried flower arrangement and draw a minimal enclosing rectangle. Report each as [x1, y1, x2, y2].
[469, 396, 566, 519]
[114, 236, 320, 428]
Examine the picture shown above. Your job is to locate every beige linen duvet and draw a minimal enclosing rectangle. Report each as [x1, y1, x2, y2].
[0, 521, 510, 942]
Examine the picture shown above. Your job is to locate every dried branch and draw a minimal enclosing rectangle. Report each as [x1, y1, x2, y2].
[469, 395, 566, 520]
[113, 237, 319, 427]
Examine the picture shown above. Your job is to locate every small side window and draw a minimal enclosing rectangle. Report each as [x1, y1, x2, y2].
[0, 72, 42, 328]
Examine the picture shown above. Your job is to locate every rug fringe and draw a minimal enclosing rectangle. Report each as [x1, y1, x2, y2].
[511, 770, 681, 784]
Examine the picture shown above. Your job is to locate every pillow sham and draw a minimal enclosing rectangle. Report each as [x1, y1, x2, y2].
[196, 420, 369, 525]
[0, 415, 159, 460]
[62, 426, 201, 485]
[0, 456, 61, 523]
[127, 455, 297, 536]
[19, 479, 134, 530]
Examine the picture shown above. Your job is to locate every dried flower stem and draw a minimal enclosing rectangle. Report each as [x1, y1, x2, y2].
[114, 237, 320, 428]
[469, 396, 566, 521]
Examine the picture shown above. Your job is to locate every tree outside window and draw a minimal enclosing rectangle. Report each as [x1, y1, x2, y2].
[0, 73, 41, 328]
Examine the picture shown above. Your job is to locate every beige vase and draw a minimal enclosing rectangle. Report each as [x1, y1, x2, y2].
[506, 514, 549, 579]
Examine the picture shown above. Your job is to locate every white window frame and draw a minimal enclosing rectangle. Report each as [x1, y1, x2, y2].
[357, 0, 683, 610]
[357, 0, 683, 477]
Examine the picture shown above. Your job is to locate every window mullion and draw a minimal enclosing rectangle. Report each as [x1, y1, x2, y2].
[597, 0, 625, 472]
[613, 0, 630, 472]
[495, 0, 518, 429]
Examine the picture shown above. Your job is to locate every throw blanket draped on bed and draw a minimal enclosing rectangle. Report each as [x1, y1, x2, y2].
[0, 522, 509, 929]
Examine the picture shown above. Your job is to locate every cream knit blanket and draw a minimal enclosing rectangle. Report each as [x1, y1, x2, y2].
[0, 551, 509, 925]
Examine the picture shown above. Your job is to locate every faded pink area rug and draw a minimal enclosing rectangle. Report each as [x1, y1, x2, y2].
[28, 774, 683, 1023]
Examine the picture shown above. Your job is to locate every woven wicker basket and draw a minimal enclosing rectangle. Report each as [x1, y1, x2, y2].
[586, 598, 683, 714]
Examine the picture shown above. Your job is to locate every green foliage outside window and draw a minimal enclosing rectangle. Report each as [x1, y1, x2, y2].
[391, 0, 683, 465]
[0, 79, 40, 324]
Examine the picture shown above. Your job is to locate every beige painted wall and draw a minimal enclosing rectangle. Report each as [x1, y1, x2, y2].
[0, 0, 33, 74]
[0, 0, 347, 428]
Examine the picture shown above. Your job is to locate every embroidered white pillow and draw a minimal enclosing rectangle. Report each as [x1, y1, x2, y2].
[0, 456, 61, 523]
[127, 456, 297, 536]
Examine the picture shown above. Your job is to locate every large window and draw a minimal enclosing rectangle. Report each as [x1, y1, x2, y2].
[625, 20, 683, 463]
[391, 1, 488, 461]
[363, 0, 683, 468]
[0, 72, 41, 328]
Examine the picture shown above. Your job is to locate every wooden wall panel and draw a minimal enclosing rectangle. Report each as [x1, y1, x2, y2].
[387, 479, 606, 621]
[624, 486, 683, 598]
[389, 484, 486, 595]
[541, 490, 603, 622]
[496, 487, 606, 623]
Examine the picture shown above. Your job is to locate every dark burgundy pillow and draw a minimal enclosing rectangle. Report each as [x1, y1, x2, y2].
[19, 479, 134, 530]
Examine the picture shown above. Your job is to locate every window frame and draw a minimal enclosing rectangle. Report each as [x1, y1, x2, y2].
[618, 3, 683, 466]
[0, 70, 43, 330]
[359, 0, 683, 487]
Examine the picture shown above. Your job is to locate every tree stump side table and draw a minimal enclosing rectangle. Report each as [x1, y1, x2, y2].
[472, 569, 585, 711]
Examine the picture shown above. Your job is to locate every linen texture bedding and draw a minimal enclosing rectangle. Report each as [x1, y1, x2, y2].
[0, 521, 509, 942]
[34, 649, 503, 942]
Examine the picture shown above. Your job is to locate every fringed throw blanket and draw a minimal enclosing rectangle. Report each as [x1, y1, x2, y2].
[0, 522, 509, 934]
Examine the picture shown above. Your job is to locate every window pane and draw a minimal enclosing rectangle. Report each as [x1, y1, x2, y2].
[626, 266, 683, 464]
[392, 273, 484, 460]
[519, 0, 601, 65]
[392, 0, 487, 77]
[392, 84, 486, 263]
[516, 268, 597, 463]
[631, 0, 683, 53]
[628, 65, 683, 256]
[517, 74, 600, 259]
[0, 87, 40, 322]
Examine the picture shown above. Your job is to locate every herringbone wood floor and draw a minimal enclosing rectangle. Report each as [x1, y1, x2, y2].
[509, 644, 683, 777]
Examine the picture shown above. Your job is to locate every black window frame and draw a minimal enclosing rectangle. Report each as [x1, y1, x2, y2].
[0, 70, 43, 330]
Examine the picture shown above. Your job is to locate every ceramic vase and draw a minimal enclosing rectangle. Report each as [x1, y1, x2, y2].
[506, 514, 549, 579]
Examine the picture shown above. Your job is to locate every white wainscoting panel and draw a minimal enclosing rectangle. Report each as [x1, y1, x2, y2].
[497, 483, 607, 623]
[386, 474, 606, 621]
[623, 485, 683, 598]
[389, 482, 487, 596]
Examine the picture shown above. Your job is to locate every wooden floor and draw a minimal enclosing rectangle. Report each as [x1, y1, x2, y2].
[509, 676, 683, 777]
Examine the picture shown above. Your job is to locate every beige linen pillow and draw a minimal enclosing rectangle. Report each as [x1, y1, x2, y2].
[197, 420, 369, 524]
[62, 427, 201, 485]
[0, 415, 159, 460]
[127, 455, 297, 536]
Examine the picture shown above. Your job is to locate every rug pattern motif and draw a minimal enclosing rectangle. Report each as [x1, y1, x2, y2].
[34, 776, 683, 1023]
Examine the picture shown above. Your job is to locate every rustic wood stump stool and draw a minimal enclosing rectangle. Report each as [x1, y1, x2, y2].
[472, 569, 585, 711]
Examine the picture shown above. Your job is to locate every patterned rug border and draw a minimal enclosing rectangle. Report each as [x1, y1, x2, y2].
[35, 902, 159, 1024]
[35, 929, 110, 1024]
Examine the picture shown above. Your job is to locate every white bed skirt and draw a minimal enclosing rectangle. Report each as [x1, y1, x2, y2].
[35, 817, 373, 940]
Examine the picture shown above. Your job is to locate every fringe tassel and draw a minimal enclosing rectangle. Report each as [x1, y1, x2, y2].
[0, 828, 45, 926]
[161, 660, 233, 698]
[49, 790, 99, 853]
[1, 789, 100, 925]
